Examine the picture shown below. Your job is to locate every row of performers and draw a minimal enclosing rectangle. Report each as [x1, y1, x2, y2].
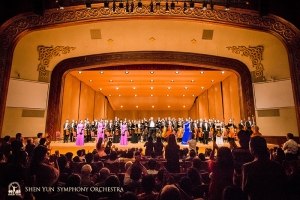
[62, 116, 256, 145]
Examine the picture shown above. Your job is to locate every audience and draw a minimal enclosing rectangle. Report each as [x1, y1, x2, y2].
[282, 133, 298, 161]
[242, 136, 288, 200]
[209, 147, 234, 200]
[165, 134, 180, 173]
[153, 137, 164, 157]
[35, 133, 43, 147]
[1, 131, 299, 200]
[188, 133, 197, 152]
[0, 135, 12, 158]
[144, 137, 154, 156]
[147, 158, 158, 175]
[137, 175, 159, 200]
[96, 137, 107, 157]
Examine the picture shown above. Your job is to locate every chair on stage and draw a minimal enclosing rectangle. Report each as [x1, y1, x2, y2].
[56, 131, 63, 143]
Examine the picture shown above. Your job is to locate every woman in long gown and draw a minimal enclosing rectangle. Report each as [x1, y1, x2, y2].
[76, 120, 84, 146]
[182, 118, 191, 144]
[120, 122, 128, 145]
[97, 119, 104, 142]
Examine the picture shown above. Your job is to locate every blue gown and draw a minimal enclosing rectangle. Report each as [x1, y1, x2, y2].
[182, 121, 191, 144]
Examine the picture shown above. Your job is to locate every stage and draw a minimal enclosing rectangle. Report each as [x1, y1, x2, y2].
[49, 140, 279, 156]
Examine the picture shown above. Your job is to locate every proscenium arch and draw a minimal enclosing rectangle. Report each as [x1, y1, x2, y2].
[48, 51, 253, 138]
[0, 5, 300, 136]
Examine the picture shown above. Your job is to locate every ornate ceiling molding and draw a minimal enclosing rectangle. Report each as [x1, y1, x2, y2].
[227, 46, 264, 78]
[0, 4, 300, 135]
[37, 45, 76, 77]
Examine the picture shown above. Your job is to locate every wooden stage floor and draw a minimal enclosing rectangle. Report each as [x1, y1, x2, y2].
[49, 140, 278, 155]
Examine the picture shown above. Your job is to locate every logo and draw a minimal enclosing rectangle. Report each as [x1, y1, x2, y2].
[8, 182, 21, 196]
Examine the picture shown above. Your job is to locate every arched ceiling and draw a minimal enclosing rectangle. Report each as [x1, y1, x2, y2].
[69, 69, 233, 110]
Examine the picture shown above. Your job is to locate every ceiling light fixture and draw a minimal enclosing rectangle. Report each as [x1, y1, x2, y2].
[78, 71, 82, 74]
[150, 71, 154, 74]
[211, 80, 214, 82]
[222, 71, 225, 74]
[191, 80, 194, 82]
[185, 87, 188, 89]
[192, 94, 195, 97]
[171, 1, 175, 9]
[150, 87, 154, 90]
[200, 71, 204, 74]
[201, 86, 204, 89]
[190, 1, 194, 10]
[168, 87, 171, 90]
[183, 105, 186, 108]
[151, 94, 153, 97]
[175, 71, 179, 74]
[99, 88, 102, 91]
[109, 94, 112, 96]
[121, 105, 123, 108]
[125, 71, 129, 74]
[109, 80, 113, 82]
[183, 94, 185, 97]
[135, 94, 137, 97]
[89, 79, 93, 82]
[116, 87, 119, 90]
[100, 71, 104, 74]
[203, 2, 207, 10]
[136, 105, 138, 108]
[168, 106, 170, 108]
[119, 94, 121, 96]
[171, 80, 174, 82]
[130, 79, 133, 82]
[152, 105, 154, 108]
[166, 94, 169, 97]
[133, 87, 136, 90]
[150, 80, 154, 82]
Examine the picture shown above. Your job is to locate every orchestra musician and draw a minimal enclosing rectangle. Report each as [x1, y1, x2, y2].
[148, 117, 156, 141]
[85, 119, 92, 142]
[177, 118, 183, 143]
[62, 119, 71, 143]
[215, 120, 223, 145]
[113, 119, 120, 143]
[227, 119, 237, 150]
[197, 119, 204, 143]
[202, 119, 211, 145]
[70, 120, 76, 142]
[238, 119, 245, 131]
[191, 119, 198, 140]
[106, 120, 114, 140]
[245, 116, 254, 133]
[143, 118, 149, 142]
[156, 117, 162, 138]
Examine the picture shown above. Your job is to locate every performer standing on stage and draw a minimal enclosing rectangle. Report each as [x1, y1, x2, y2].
[227, 119, 237, 150]
[131, 120, 138, 143]
[182, 118, 191, 144]
[215, 120, 223, 145]
[76, 120, 84, 146]
[106, 120, 114, 141]
[148, 117, 156, 142]
[113, 118, 120, 143]
[245, 116, 253, 134]
[177, 118, 183, 143]
[62, 119, 71, 143]
[202, 119, 211, 145]
[120, 121, 128, 146]
[97, 119, 105, 143]
[70, 120, 76, 142]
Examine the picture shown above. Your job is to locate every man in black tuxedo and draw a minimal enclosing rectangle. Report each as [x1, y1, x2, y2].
[202, 120, 210, 145]
[63, 119, 71, 143]
[245, 116, 253, 133]
[148, 117, 156, 141]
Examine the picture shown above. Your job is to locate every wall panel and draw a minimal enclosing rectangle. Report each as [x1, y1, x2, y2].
[222, 76, 233, 122]
[198, 90, 209, 120]
[94, 92, 106, 120]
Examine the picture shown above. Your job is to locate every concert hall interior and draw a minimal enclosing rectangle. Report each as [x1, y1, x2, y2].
[0, 0, 299, 146]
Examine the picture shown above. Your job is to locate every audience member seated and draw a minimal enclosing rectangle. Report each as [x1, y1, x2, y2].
[57, 155, 71, 183]
[76, 149, 86, 162]
[198, 153, 206, 161]
[222, 185, 246, 200]
[179, 176, 193, 199]
[165, 134, 180, 173]
[95, 167, 111, 186]
[11, 133, 24, 154]
[0, 135, 12, 158]
[187, 167, 207, 199]
[104, 140, 112, 155]
[99, 175, 121, 200]
[160, 184, 181, 200]
[52, 174, 89, 200]
[188, 133, 197, 152]
[106, 151, 119, 164]
[186, 149, 197, 161]
[124, 150, 135, 162]
[25, 138, 35, 159]
[232, 130, 254, 186]
[209, 147, 234, 200]
[121, 191, 138, 200]
[153, 137, 164, 157]
[96, 137, 107, 158]
[147, 158, 158, 175]
[154, 169, 164, 192]
[137, 174, 159, 200]
[0, 152, 6, 163]
[73, 156, 81, 162]
[192, 157, 206, 173]
[144, 137, 154, 156]
[270, 147, 285, 165]
[282, 133, 298, 161]
[242, 136, 288, 200]
[80, 164, 95, 186]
